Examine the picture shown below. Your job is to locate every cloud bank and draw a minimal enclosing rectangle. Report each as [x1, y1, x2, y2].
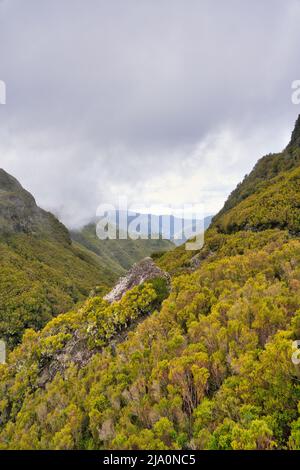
[0, 0, 299, 226]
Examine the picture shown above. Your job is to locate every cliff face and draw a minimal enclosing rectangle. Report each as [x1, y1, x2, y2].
[288, 114, 300, 149]
[0, 169, 70, 244]
[0, 169, 115, 347]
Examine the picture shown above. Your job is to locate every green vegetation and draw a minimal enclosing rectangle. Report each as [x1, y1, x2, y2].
[0, 233, 115, 348]
[0, 170, 173, 348]
[216, 116, 300, 221]
[1, 116, 300, 449]
[1, 230, 300, 449]
[214, 166, 300, 234]
[71, 223, 174, 276]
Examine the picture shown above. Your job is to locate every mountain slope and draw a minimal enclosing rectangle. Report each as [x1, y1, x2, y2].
[0, 170, 173, 347]
[156, 114, 300, 274]
[71, 223, 174, 277]
[0, 170, 116, 347]
[0, 169, 70, 244]
[1, 116, 300, 450]
[0, 234, 117, 347]
[213, 114, 300, 228]
[213, 166, 300, 234]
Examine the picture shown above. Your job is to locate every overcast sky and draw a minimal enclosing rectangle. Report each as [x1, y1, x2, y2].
[0, 0, 300, 227]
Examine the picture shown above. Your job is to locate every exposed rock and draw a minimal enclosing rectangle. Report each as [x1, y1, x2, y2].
[104, 257, 170, 303]
[287, 114, 300, 149]
[189, 253, 202, 269]
[189, 250, 214, 270]
[37, 330, 94, 387]
[0, 168, 70, 244]
[98, 419, 115, 441]
[37, 258, 170, 387]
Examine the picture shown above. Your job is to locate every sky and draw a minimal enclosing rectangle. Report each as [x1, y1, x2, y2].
[0, 0, 300, 227]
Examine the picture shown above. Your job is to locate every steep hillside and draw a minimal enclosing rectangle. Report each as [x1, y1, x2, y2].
[213, 115, 300, 229]
[1, 116, 300, 450]
[0, 234, 117, 348]
[156, 115, 300, 274]
[0, 170, 116, 347]
[71, 223, 174, 276]
[0, 169, 70, 244]
[0, 170, 173, 348]
[211, 116, 300, 235]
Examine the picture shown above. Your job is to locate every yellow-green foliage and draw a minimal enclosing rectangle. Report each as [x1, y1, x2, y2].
[156, 228, 290, 275]
[0, 169, 173, 348]
[1, 230, 300, 449]
[71, 223, 174, 275]
[216, 136, 300, 220]
[215, 167, 300, 234]
[1, 123, 300, 450]
[0, 234, 116, 348]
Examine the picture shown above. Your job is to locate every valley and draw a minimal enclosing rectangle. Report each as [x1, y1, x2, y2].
[0, 116, 300, 449]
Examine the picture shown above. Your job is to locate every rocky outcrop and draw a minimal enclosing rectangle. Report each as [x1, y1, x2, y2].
[38, 331, 92, 387]
[0, 168, 70, 244]
[104, 257, 170, 303]
[287, 114, 300, 149]
[38, 258, 170, 386]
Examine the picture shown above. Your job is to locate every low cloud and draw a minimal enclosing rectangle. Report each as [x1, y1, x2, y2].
[0, 0, 299, 227]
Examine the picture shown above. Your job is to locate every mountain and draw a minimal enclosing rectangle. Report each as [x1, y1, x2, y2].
[0, 169, 70, 243]
[157, 114, 300, 274]
[1, 116, 300, 450]
[71, 222, 174, 277]
[0, 169, 119, 347]
[91, 210, 212, 246]
[212, 115, 300, 233]
[0, 170, 173, 348]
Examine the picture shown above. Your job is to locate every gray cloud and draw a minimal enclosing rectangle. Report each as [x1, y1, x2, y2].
[0, 0, 300, 226]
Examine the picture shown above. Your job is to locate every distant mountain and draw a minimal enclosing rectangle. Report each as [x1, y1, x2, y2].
[124, 211, 212, 245]
[88, 210, 212, 246]
[71, 222, 174, 276]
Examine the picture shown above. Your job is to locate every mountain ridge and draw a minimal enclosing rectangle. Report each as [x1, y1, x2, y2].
[71, 222, 174, 276]
[0, 169, 70, 244]
[1, 116, 300, 449]
[213, 115, 300, 226]
[0, 169, 173, 347]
